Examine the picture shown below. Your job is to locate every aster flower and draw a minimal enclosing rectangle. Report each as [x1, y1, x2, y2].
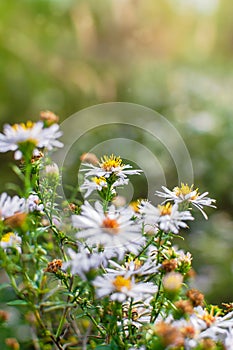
[63, 247, 104, 280]
[224, 329, 233, 350]
[0, 192, 26, 220]
[106, 258, 160, 277]
[0, 121, 63, 159]
[140, 201, 194, 234]
[192, 307, 233, 340]
[72, 201, 144, 259]
[80, 176, 109, 198]
[93, 273, 157, 302]
[155, 183, 216, 219]
[0, 232, 22, 253]
[81, 154, 142, 182]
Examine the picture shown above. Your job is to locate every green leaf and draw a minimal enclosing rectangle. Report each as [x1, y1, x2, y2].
[7, 300, 28, 306]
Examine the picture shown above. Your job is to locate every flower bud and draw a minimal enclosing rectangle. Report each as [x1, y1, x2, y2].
[80, 152, 99, 165]
[40, 110, 59, 125]
[162, 272, 183, 299]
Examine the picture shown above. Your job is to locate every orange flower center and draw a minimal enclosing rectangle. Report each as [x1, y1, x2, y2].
[102, 216, 119, 235]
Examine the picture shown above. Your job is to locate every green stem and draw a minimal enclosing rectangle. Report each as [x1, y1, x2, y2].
[103, 186, 111, 212]
[55, 277, 73, 339]
[86, 312, 106, 337]
[135, 235, 155, 259]
[34, 309, 63, 350]
[24, 158, 33, 197]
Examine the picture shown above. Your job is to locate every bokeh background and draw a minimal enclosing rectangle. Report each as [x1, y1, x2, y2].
[0, 0, 233, 345]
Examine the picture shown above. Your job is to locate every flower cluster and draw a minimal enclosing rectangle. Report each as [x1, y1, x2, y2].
[0, 115, 232, 350]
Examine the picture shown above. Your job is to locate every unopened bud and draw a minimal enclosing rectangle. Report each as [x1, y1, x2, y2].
[45, 163, 59, 176]
[40, 110, 59, 125]
[163, 272, 183, 294]
[80, 153, 99, 165]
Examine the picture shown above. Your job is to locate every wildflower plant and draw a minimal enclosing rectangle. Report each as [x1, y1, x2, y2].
[0, 114, 232, 350]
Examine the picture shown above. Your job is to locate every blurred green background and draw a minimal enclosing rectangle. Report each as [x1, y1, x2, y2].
[0, 0, 233, 346]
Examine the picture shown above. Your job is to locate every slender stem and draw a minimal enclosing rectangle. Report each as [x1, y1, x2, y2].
[24, 157, 33, 197]
[86, 312, 106, 336]
[55, 277, 73, 339]
[103, 184, 112, 213]
[135, 235, 155, 259]
[34, 310, 63, 350]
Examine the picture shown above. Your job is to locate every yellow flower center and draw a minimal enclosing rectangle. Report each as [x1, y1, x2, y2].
[130, 200, 141, 213]
[92, 176, 107, 185]
[12, 121, 35, 131]
[112, 276, 132, 291]
[158, 203, 173, 215]
[199, 306, 221, 327]
[100, 155, 123, 171]
[173, 183, 199, 200]
[102, 216, 119, 235]
[1, 232, 15, 243]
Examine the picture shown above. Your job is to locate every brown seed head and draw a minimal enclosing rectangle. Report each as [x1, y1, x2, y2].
[162, 259, 178, 272]
[44, 259, 63, 273]
[154, 321, 184, 347]
[174, 299, 194, 315]
[186, 288, 204, 307]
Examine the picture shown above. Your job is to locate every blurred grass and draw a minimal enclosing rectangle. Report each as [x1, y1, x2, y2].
[0, 0, 233, 327]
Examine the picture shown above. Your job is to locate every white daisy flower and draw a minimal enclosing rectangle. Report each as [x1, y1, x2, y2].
[0, 232, 22, 253]
[106, 258, 160, 277]
[0, 121, 63, 159]
[80, 176, 109, 198]
[0, 192, 26, 220]
[224, 329, 233, 350]
[155, 183, 216, 219]
[72, 201, 144, 259]
[93, 273, 157, 302]
[140, 201, 194, 234]
[193, 307, 233, 341]
[63, 247, 103, 280]
[81, 154, 142, 182]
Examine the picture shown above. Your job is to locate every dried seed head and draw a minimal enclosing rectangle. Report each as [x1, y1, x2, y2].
[44, 259, 63, 273]
[174, 299, 194, 315]
[154, 322, 184, 347]
[186, 288, 204, 307]
[161, 259, 178, 272]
